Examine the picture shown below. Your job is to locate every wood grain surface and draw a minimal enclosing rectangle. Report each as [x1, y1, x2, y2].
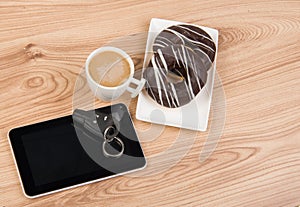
[0, 0, 300, 206]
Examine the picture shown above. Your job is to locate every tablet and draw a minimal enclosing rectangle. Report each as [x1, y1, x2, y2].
[8, 104, 146, 198]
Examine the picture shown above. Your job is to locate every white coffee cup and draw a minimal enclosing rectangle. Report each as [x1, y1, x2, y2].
[85, 46, 145, 101]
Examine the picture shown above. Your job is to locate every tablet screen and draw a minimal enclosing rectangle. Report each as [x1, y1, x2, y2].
[22, 122, 101, 186]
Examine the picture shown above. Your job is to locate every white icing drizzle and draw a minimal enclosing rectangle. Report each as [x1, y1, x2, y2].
[170, 83, 180, 106]
[152, 54, 171, 107]
[176, 46, 184, 69]
[155, 55, 172, 107]
[191, 53, 202, 90]
[181, 45, 195, 98]
[153, 43, 165, 48]
[157, 36, 175, 45]
[171, 45, 180, 66]
[194, 48, 212, 64]
[186, 48, 201, 91]
[155, 39, 169, 46]
[177, 25, 213, 41]
[164, 28, 185, 44]
[157, 49, 169, 74]
[159, 46, 180, 107]
[146, 81, 158, 102]
[183, 80, 192, 100]
[151, 55, 163, 104]
[168, 89, 177, 107]
[165, 28, 215, 53]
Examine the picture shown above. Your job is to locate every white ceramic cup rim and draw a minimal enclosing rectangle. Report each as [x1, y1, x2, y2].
[85, 46, 134, 90]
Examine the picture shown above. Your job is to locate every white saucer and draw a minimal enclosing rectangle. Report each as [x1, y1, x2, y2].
[136, 18, 219, 131]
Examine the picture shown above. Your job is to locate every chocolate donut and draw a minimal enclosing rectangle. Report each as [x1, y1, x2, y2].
[143, 24, 216, 108]
[143, 44, 207, 108]
[153, 24, 216, 71]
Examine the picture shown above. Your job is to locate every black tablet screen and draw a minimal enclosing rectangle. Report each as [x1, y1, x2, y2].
[22, 122, 100, 186]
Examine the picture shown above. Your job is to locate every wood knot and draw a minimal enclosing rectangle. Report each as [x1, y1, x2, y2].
[27, 76, 44, 88]
[24, 43, 44, 60]
[21, 75, 45, 90]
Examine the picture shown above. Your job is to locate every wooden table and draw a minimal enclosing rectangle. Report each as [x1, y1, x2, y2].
[1, 1, 299, 206]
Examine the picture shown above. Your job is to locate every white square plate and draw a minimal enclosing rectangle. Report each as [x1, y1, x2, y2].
[136, 18, 219, 131]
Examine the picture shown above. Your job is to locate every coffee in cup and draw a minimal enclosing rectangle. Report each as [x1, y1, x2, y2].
[85, 46, 145, 101]
[88, 51, 131, 87]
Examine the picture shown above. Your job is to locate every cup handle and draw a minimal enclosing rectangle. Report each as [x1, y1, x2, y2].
[126, 78, 146, 98]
